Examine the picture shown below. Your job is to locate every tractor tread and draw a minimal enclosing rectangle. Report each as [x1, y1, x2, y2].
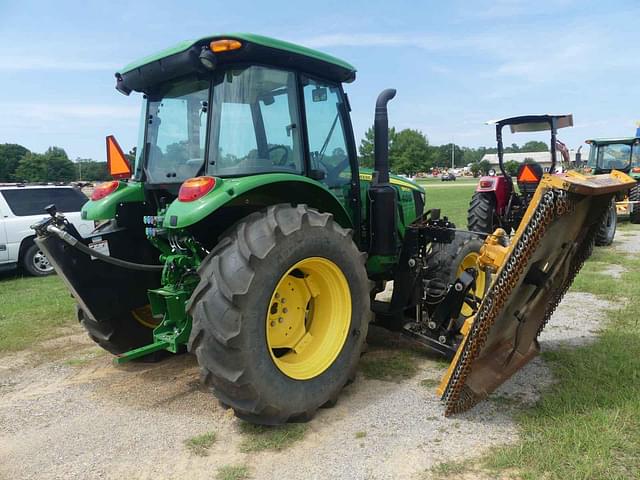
[188, 204, 369, 425]
[467, 192, 495, 234]
[629, 184, 640, 224]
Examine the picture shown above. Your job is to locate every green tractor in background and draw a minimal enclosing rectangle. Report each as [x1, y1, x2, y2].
[33, 34, 634, 424]
[582, 136, 640, 230]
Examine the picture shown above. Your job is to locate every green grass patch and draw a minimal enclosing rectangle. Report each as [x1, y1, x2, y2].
[420, 378, 439, 388]
[238, 422, 307, 452]
[426, 459, 472, 478]
[481, 244, 640, 479]
[184, 432, 217, 456]
[355, 431, 367, 439]
[216, 465, 251, 480]
[420, 183, 476, 227]
[359, 349, 420, 381]
[0, 274, 76, 353]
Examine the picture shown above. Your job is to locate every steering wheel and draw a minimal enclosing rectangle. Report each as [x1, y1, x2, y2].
[268, 145, 289, 166]
[320, 156, 350, 184]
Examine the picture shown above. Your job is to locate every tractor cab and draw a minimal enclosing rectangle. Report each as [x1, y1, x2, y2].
[584, 137, 640, 177]
[468, 114, 573, 234]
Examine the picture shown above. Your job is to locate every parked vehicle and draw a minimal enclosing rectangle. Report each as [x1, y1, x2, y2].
[0, 185, 92, 275]
[441, 172, 456, 181]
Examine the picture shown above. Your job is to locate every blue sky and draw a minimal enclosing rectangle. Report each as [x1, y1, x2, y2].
[0, 0, 638, 161]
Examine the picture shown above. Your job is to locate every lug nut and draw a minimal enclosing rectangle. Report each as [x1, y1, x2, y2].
[270, 321, 276, 327]
[283, 307, 288, 314]
[281, 298, 286, 304]
[278, 317, 284, 323]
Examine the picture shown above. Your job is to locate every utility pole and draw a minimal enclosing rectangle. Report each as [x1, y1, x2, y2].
[451, 140, 455, 169]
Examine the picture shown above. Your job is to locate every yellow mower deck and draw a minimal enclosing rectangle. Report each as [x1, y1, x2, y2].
[437, 170, 635, 416]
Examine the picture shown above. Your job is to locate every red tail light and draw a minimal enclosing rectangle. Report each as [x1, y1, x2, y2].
[91, 180, 120, 201]
[178, 176, 216, 202]
[479, 179, 495, 188]
[632, 167, 640, 173]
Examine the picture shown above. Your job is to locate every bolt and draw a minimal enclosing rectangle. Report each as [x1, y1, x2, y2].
[428, 321, 437, 330]
[408, 258, 416, 267]
[270, 321, 276, 327]
[283, 307, 288, 314]
[275, 293, 280, 299]
[278, 317, 284, 323]
[281, 298, 286, 304]
[438, 335, 447, 343]
[454, 282, 464, 292]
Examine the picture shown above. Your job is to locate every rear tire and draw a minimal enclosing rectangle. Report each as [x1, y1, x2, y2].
[595, 199, 617, 246]
[467, 192, 497, 234]
[22, 243, 55, 276]
[629, 184, 640, 224]
[188, 204, 369, 425]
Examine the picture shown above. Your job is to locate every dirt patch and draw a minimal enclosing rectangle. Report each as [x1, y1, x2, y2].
[0, 288, 614, 480]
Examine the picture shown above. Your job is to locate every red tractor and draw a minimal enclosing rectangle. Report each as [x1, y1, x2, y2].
[467, 114, 572, 235]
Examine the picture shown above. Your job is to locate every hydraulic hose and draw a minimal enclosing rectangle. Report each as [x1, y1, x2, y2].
[46, 225, 164, 272]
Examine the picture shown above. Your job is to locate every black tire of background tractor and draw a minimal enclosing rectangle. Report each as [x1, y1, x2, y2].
[187, 204, 369, 425]
[22, 243, 55, 277]
[76, 305, 166, 361]
[467, 191, 497, 235]
[595, 199, 617, 246]
[629, 184, 640, 224]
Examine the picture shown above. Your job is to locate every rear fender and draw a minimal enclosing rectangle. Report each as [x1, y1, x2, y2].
[476, 175, 512, 214]
[163, 174, 352, 230]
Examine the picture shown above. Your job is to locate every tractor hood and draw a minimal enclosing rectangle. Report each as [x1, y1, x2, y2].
[116, 33, 356, 95]
[438, 170, 635, 415]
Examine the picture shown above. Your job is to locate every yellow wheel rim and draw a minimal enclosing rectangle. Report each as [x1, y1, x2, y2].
[266, 257, 351, 380]
[457, 252, 487, 318]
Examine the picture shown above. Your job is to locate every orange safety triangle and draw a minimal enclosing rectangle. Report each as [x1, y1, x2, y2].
[106, 135, 132, 179]
[518, 165, 540, 182]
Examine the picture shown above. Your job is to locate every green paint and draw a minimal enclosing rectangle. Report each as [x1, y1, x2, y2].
[163, 174, 352, 229]
[119, 33, 356, 78]
[81, 181, 144, 221]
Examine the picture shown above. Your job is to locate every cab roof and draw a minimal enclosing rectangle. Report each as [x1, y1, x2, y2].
[116, 33, 357, 94]
[586, 137, 640, 145]
[486, 114, 573, 133]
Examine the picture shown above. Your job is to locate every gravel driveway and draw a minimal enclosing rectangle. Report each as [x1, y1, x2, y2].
[1, 230, 632, 480]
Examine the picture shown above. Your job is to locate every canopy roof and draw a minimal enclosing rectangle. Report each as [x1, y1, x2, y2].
[586, 137, 640, 145]
[486, 114, 573, 133]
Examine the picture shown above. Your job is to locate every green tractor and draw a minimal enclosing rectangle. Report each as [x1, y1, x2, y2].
[33, 34, 634, 424]
[582, 136, 640, 228]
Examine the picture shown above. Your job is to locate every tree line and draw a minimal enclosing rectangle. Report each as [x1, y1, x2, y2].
[357, 126, 548, 176]
[0, 143, 119, 183]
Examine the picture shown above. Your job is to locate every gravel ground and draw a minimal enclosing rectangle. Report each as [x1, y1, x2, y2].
[1, 230, 634, 480]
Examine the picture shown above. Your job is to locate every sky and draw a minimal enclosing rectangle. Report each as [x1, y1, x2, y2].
[0, 0, 638, 161]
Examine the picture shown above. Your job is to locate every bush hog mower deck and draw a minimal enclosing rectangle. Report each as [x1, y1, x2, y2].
[33, 34, 635, 424]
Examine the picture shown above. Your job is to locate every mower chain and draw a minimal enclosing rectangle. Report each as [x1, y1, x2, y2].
[441, 188, 575, 415]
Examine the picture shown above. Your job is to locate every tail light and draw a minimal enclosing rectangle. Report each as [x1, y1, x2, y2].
[479, 179, 495, 188]
[178, 177, 216, 202]
[632, 167, 640, 173]
[91, 180, 120, 201]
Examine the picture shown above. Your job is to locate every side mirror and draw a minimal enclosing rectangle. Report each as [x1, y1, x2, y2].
[312, 87, 327, 102]
[106, 135, 132, 180]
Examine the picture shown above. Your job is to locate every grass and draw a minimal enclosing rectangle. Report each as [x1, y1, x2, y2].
[238, 422, 307, 452]
[359, 349, 420, 381]
[184, 432, 217, 456]
[355, 431, 367, 439]
[419, 378, 440, 389]
[477, 231, 640, 479]
[419, 182, 476, 227]
[426, 460, 472, 479]
[0, 273, 76, 353]
[216, 465, 251, 480]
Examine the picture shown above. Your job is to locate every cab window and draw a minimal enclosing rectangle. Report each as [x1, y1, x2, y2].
[302, 77, 352, 189]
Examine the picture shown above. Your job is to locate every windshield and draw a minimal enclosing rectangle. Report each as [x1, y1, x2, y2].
[145, 79, 209, 183]
[587, 143, 632, 170]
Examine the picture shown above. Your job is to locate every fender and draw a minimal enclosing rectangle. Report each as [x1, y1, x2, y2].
[475, 175, 513, 214]
[163, 173, 353, 229]
[81, 182, 145, 221]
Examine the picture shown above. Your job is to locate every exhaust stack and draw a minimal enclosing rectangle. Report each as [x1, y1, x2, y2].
[369, 89, 397, 256]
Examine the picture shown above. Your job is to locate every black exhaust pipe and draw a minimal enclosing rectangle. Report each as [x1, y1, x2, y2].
[369, 88, 397, 256]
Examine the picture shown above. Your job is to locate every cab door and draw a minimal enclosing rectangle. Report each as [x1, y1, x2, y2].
[301, 76, 359, 225]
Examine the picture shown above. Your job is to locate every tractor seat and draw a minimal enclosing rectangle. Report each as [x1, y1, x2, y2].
[517, 162, 543, 195]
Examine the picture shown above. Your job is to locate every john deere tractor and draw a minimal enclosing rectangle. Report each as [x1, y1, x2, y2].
[583, 136, 640, 225]
[33, 34, 635, 424]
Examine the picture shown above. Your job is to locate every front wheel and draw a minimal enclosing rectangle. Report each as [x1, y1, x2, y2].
[188, 204, 369, 425]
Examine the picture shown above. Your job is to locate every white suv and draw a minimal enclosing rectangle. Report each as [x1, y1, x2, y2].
[0, 184, 94, 276]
